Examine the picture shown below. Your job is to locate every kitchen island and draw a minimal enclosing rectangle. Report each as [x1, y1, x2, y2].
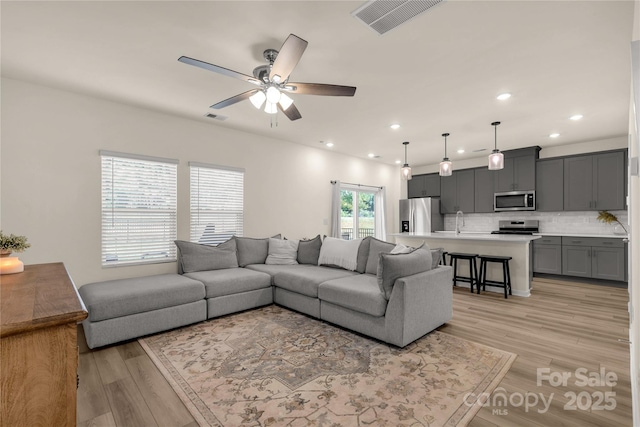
[389, 232, 541, 297]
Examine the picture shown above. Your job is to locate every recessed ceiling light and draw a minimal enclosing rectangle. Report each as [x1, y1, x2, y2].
[395, 160, 402, 164]
[325, 142, 334, 147]
[457, 149, 465, 154]
[569, 114, 583, 121]
[390, 124, 400, 130]
[549, 133, 560, 138]
[496, 93, 511, 100]
[368, 153, 375, 158]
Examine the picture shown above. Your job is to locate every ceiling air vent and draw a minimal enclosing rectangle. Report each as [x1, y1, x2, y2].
[352, 0, 444, 35]
[204, 113, 228, 121]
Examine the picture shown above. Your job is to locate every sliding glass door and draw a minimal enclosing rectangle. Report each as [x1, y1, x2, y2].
[340, 189, 376, 240]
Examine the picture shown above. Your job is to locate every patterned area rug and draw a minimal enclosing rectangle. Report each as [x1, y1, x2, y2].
[139, 306, 515, 427]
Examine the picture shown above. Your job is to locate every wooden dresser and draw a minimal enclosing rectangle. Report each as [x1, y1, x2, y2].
[1, 262, 88, 426]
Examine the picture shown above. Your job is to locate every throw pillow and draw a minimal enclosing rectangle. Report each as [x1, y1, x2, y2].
[266, 238, 299, 265]
[317, 237, 363, 271]
[297, 235, 322, 265]
[355, 236, 372, 273]
[234, 234, 281, 267]
[431, 247, 445, 269]
[390, 244, 413, 254]
[365, 238, 396, 275]
[377, 244, 432, 300]
[174, 239, 238, 274]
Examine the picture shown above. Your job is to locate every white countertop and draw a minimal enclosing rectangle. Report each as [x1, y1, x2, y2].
[534, 232, 628, 239]
[389, 232, 541, 242]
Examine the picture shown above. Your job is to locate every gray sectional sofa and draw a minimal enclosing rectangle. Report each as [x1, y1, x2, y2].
[79, 235, 453, 349]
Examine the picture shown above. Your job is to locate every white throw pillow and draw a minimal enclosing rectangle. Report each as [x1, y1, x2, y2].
[390, 244, 413, 254]
[265, 238, 299, 265]
[317, 237, 363, 271]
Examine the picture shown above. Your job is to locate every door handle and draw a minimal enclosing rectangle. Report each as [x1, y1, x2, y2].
[587, 249, 591, 257]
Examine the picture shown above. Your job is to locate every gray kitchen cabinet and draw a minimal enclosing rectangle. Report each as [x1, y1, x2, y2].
[408, 173, 440, 198]
[440, 169, 474, 214]
[560, 236, 626, 281]
[564, 151, 626, 211]
[494, 147, 539, 192]
[536, 158, 564, 211]
[533, 236, 562, 274]
[474, 167, 495, 213]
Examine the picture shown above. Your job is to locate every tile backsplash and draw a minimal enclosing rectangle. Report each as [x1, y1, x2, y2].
[443, 210, 629, 235]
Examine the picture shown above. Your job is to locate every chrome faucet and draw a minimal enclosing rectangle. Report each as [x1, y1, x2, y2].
[455, 211, 465, 235]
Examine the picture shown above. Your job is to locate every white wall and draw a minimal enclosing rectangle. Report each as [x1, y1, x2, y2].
[411, 135, 628, 174]
[0, 78, 401, 286]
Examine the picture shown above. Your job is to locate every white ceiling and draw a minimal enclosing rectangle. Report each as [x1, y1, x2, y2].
[1, 1, 634, 167]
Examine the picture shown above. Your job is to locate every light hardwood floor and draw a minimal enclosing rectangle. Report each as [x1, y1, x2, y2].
[77, 277, 632, 426]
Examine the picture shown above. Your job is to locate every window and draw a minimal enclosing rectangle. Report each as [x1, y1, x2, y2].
[190, 162, 244, 245]
[101, 151, 178, 266]
[331, 182, 385, 241]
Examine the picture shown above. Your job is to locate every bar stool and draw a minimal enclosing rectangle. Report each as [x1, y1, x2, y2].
[447, 252, 479, 293]
[478, 255, 512, 298]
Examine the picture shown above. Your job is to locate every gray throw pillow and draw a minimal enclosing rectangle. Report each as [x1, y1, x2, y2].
[356, 236, 372, 273]
[377, 245, 432, 300]
[235, 234, 281, 267]
[365, 238, 396, 275]
[174, 239, 238, 274]
[431, 247, 445, 269]
[297, 235, 322, 265]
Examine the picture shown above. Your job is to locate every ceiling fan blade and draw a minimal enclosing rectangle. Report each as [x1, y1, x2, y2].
[178, 56, 262, 86]
[278, 102, 302, 121]
[285, 82, 356, 97]
[210, 89, 260, 109]
[269, 34, 308, 83]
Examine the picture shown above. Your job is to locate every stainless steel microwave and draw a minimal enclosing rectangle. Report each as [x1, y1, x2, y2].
[494, 191, 535, 211]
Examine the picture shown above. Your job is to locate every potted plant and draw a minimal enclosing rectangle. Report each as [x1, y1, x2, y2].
[0, 231, 31, 257]
[596, 211, 628, 235]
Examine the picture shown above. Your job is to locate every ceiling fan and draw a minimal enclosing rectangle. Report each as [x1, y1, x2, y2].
[178, 34, 356, 121]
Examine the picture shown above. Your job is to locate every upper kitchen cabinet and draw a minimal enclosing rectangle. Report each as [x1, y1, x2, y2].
[563, 150, 626, 211]
[408, 173, 440, 198]
[474, 167, 495, 213]
[536, 158, 564, 211]
[494, 147, 540, 192]
[440, 169, 474, 214]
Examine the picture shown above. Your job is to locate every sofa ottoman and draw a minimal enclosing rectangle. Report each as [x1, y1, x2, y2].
[79, 273, 207, 349]
[184, 268, 273, 318]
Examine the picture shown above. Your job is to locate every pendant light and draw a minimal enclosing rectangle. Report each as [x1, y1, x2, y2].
[401, 141, 412, 180]
[439, 133, 452, 176]
[488, 121, 504, 170]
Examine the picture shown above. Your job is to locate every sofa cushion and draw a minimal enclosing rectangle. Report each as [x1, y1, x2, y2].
[174, 239, 238, 273]
[79, 274, 205, 322]
[274, 265, 358, 298]
[245, 264, 303, 284]
[365, 238, 396, 275]
[265, 238, 299, 265]
[185, 268, 271, 298]
[297, 235, 322, 265]
[235, 235, 281, 267]
[318, 274, 388, 317]
[377, 245, 433, 300]
[317, 237, 362, 271]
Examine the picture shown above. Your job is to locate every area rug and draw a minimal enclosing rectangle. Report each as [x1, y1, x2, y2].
[139, 306, 515, 427]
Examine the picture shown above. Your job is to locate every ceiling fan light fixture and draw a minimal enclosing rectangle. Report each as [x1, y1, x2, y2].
[401, 141, 412, 180]
[439, 133, 453, 177]
[249, 90, 266, 109]
[266, 86, 281, 104]
[279, 93, 294, 110]
[264, 101, 278, 114]
[488, 121, 504, 170]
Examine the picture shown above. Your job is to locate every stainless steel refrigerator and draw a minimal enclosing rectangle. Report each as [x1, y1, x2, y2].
[399, 198, 443, 233]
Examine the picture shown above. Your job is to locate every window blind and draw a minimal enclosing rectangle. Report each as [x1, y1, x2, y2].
[190, 162, 244, 245]
[101, 152, 177, 266]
